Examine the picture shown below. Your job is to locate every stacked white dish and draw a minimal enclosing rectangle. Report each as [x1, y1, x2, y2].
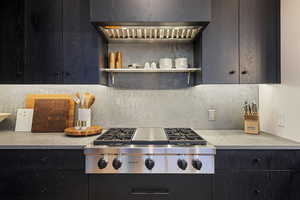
[159, 58, 173, 69]
[175, 58, 188, 69]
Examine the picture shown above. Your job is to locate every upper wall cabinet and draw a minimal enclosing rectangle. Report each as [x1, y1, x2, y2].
[0, 0, 280, 85]
[202, 0, 280, 84]
[0, 0, 102, 84]
[239, 0, 280, 84]
[90, 0, 211, 24]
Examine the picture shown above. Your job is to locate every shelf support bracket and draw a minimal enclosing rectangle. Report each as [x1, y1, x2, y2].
[112, 72, 115, 86]
[187, 72, 191, 85]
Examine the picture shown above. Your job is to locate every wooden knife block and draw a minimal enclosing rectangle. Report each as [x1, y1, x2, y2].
[244, 115, 260, 135]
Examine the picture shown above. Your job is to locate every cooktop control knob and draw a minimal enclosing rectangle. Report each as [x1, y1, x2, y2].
[177, 159, 188, 170]
[145, 158, 155, 170]
[97, 158, 107, 169]
[112, 158, 122, 170]
[192, 159, 202, 170]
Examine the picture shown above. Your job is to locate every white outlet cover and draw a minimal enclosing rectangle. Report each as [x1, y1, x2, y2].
[278, 113, 286, 127]
[208, 109, 216, 121]
[15, 109, 34, 132]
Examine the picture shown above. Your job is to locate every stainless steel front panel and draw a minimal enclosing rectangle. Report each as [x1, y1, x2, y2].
[85, 128, 215, 174]
[85, 154, 214, 174]
[85, 144, 216, 155]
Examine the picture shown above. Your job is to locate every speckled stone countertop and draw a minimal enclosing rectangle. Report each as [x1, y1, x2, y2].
[0, 130, 300, 150]
[195, 130, 300, 149]
[0, 131, 99, 149]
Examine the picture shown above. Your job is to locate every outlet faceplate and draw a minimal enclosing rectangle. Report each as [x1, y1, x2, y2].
[208, 109, 216, 121]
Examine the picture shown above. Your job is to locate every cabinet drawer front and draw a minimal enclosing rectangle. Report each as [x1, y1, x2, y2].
[0, 150, 84, 170]
[216, 150, 272, 170]
[89, 174, 213, 200]
[216, 150, 300, 170]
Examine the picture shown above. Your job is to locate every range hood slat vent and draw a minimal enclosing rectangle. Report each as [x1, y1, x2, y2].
[100, 26, 202, 42]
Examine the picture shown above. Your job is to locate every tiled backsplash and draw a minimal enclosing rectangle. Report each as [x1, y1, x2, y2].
[0, 85, 258, 130]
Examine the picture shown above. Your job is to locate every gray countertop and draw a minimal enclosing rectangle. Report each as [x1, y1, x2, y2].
[0, 131, 99, 149]
[0, 130, 300, 150]
[194, 130, 300, 149]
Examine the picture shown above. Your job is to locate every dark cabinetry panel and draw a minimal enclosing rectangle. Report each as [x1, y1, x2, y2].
[90, 0, 211, 23]
[214, 171, 290, 200]
[63, 0, 100, 83]
[0, 170, 88, 200]
[0, 0, 24, 84]
[90, 174, 212, 200]
[215, 150, 300, 200]
[0, 150, 87, 200]
[202, 0, 280, 84]
[239, 0, 280, 83]
[0, 149, 85, 170]
[216, 150, 300, 171]
[202, 0, 239, 84]
[1, 0, 102, 84]
[25, 0, 64, 84]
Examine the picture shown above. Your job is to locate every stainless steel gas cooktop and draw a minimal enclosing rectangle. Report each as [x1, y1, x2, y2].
[85, 128, 215, 174]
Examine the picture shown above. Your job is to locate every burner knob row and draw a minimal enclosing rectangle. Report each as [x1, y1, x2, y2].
[177, 159, 203, 171]
[98, 158, 122, 170]
[98, 158, 202, 171]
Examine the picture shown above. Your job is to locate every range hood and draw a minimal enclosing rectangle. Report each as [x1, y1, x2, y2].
[90, 0, 212, 41]
[99, 26, 202, 42]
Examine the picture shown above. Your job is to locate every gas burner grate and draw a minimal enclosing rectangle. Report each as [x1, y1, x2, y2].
[94, 128, 136, 146]
[164, 128, 207, 145]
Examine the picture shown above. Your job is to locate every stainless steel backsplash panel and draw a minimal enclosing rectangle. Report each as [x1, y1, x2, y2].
[0, 85, 258, 130]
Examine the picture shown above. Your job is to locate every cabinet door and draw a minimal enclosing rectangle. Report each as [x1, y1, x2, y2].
[202, 0, 239, 84]
[239, 0, 280, 83]
[63, 0, 100, 84]
[0, 0, 24, 84]
[0, 170, 88, 200]
[214, 171, 269, 200]
[25, 0, 64, 83]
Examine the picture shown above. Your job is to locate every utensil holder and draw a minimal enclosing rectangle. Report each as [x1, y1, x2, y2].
[78, 108, 91, 127]
[244, 115, 260, 135]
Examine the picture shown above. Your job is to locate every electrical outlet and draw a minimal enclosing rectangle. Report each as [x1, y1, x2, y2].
[15, 109, 34, 132]
[278, 113, 286, 127]
[208, 109, 216, 121]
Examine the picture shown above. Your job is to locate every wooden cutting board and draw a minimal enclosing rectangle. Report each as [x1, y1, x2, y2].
[25, 94, 75, 128]
[32, 99, 69, 132]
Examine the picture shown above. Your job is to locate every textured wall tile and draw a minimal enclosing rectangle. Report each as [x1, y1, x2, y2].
[0, 85, 258, 130]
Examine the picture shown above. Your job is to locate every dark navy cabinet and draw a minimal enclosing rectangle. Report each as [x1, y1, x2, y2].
[214, 150, 300, 200]
[0, 0, 101, 84]
[0, 150, 88, 200]
[90, 0, 211, 24]
[202, 0, 239, 84]
[202, 0, 280, 84]
[0, 0, 280, 85]
[25, 0, 101, 84]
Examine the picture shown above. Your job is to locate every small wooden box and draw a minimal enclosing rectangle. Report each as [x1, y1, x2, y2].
[244, 115, 260, 135]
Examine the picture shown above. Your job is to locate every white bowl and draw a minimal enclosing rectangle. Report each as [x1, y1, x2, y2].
[0, 113, 11, 123]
